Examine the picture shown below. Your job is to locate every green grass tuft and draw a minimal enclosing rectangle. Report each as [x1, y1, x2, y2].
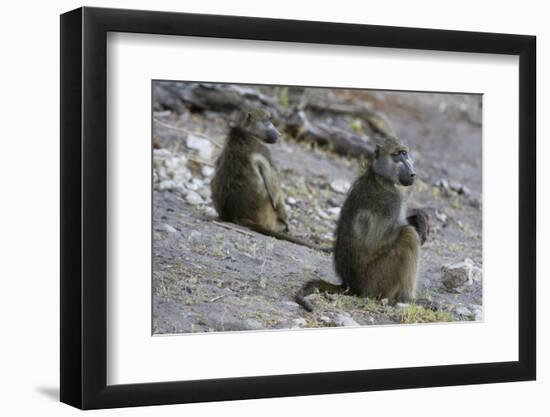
[399, 304, 455, 324]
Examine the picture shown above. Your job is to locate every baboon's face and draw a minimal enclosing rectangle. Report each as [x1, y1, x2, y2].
[374, 145, 416, 186]
[243, 110, 280, 144]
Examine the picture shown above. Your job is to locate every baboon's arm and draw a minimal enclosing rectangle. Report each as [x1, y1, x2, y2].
[254, 155, 282, 210]
[406, 208, 431, 245]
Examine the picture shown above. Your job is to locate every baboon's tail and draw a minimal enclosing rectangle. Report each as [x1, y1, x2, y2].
[294, 279, 345, 312]
[240, 220, 333, 253]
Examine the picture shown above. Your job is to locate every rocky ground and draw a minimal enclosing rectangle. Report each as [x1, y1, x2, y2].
[152, 85, 483, 334]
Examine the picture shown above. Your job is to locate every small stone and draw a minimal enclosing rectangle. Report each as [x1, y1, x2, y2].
[459, 185, 471, 197]
[471, 265, 483, 283]
[286, 197, 297, 205]
[244, 319, 263, 330]
[435, 210, 448, 223]
[185, 178, 202, 191]
[327, 207, 341, 217]
[471, 305, 483, 321]
[449, 181, 462, 192]
[198, 187, 212, 200]
[163, 223, 178, 234]
[204, 206, 217, 217]
[332, 313, 360, 327]
[455, 306, 472, 318]
[395, 302, 409, 310]
[320, 316, 331, 323]
[201, 165, 215, 178]
[188, 230, 202, 240]
[187, 135, 213, 159]
[282, 300, 300, 309]
[330, 179, 351, 194]
[469, 197, 481, 209]
[316, 208, 331, 220]
[291, 318, 308, 328]
[185, 190, 204, 205]
[442, 258, 480, 292]
[434, 178, 449, 189]
[153, 148, 172, 159]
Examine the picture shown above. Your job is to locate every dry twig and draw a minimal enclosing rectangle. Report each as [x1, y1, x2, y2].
[212, 221, 256, 237]
[153, 118, 223, 148]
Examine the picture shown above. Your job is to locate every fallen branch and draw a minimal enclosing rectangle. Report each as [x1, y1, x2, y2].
[208, 294, 226, 303]
[286, 109, 375, 158]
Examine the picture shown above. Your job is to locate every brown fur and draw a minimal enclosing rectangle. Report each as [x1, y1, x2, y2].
[296, 138, 429, 311]
[211, 109, 327, 251]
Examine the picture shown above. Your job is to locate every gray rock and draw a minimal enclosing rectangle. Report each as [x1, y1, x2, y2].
[187, 134, 213, 159]
[286, 197, 297, 205]
[330, 179, 351, 194]
[434, 178, 449, 189]
[327, 207, 341, 217]
[471, 264, 483, 283]
[153, 149, 193, 194]
[281, 300, 300, 309]
[185, 178, 204, 191]
[459, 185, 471, 197]
[332, 313, 360, 327]
[198, 186, 212, 200]
[201, 165, 215, 178]
[319, 316, 331, 323]
[185, 190, 204, 206]
[316, 207, 331, 220]
[163, 224, 178, 234]
[204, 206, 217, 217]
[291, 318, 308, 328]
[470, 305, 483, 321]
[442, 258, 481, 292]
[188, 230, 202, 240]
[435, 210, 448, 223]
[244, 319, 263, 330]
[394, 302, 409, 310]
[454, 306, 472, 318]
[469, 197, 482, 209]
[448, 181, 462, 192]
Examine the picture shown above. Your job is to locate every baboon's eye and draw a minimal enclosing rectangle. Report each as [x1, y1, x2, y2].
[400, 150, 408, 156]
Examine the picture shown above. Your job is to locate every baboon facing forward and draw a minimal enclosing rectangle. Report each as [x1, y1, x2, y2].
[296, 136, 430, 310]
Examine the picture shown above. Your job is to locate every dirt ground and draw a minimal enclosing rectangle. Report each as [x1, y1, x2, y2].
[152, 86, 483, 334]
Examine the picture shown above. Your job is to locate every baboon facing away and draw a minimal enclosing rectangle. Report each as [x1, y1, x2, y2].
[296, 136, 430, 311]
[211, 109, 327, 251]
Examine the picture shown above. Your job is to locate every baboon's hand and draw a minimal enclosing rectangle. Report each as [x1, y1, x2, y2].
[407, 209, 431, 245]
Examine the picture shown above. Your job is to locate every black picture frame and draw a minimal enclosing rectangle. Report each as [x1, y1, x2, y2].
[60, 6, 536, 410]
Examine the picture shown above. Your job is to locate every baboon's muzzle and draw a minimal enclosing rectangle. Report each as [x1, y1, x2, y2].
[264, 127, 280, 143]
[398, 156, 416, 186]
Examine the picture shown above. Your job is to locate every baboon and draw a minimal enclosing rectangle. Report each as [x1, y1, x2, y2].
[211, 109, 327, 251]
[295, 136, 431, 311]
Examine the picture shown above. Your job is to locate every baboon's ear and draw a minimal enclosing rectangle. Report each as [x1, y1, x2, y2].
[374, 145, 381, 159]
